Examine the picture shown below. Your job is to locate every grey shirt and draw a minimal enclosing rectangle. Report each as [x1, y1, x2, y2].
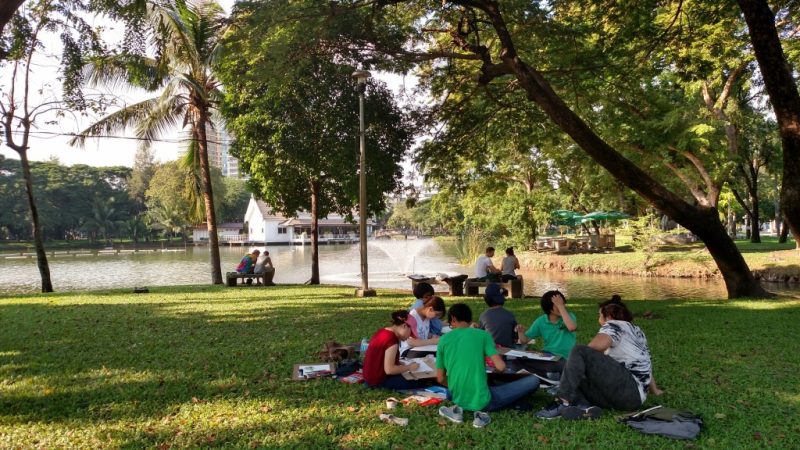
[501, 255, 518, 276]
[478, 307, 518, 348]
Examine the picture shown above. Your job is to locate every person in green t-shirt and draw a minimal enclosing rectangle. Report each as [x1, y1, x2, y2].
[437, 303, 540, 428]
[517, 290, 578, 364]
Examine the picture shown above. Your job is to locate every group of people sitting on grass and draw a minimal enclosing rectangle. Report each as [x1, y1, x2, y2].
[361, 282, 662, 428]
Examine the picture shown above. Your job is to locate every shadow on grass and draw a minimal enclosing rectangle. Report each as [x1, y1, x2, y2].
[2, 291, 800, 448]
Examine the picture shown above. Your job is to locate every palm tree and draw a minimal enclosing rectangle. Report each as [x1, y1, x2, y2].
[82, 197, 119, 244]
[70, 0, 226, 283]
[124, 215, 148, 244]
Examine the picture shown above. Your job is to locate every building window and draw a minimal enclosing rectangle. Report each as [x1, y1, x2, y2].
[278, 227, 287, 234]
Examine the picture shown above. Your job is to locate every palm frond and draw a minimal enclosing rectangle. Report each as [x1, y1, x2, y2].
[173, 72, 210, 103]
[179, 133, 205, 222]
[151, 3, 200, 71]
[135, 82, 188, 142]
[84, 54, 166, 92]
[69, 98, 160, 148]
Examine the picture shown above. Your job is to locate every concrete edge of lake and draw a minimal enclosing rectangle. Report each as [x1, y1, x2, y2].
[518, 249, 800, 284]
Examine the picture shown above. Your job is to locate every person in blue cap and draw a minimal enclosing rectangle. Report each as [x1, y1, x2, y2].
[477, 283, 518, 348]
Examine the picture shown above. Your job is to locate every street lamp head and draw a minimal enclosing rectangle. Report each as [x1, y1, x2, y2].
[352, 69, 372, 84]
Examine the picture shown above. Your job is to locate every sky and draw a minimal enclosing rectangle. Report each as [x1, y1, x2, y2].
[0, 0, 420, 170]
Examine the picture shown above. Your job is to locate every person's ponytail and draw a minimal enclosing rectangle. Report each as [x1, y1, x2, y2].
[390, 310, 409, 326]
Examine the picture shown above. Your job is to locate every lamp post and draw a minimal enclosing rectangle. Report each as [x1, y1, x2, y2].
[353, 69, 376, 297]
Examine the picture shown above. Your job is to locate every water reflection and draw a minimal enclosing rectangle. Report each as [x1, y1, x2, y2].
[0, 239, 797, 299]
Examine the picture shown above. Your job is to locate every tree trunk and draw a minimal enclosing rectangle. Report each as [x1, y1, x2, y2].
[737, 0, 800, 247]
[749, 188, 760, 243]
[779, 214, 789, 243]
[19, 150, 53, 292]
[309, 179, 320, 285]
[727, 204, 736, 238]
[744, 215, 751, 240]
[0, 0, 25, 60]
[690, 207, 767, 297]
[195, 111, 223, 284]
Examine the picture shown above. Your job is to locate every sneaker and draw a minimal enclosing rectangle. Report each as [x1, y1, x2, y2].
[378, 413, 409, 426]
[545, 372, 562, 383]
[535, 400, 564, 420]
[560, 405, 602, 420]
[473, 411, 491, 428]
[438, 405, 464, 424]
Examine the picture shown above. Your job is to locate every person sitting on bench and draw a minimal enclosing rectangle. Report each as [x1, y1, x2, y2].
[235, 249, 260, 285]
[500, 247, 520, 282]
[475, 246, 501, 282]
[253, 250, 274, 286]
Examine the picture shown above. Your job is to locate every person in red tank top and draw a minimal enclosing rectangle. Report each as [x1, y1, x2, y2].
[363, 311, 426, 390]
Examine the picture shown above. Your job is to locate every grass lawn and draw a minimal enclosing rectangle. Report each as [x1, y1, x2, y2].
[1, 285, 799, 449]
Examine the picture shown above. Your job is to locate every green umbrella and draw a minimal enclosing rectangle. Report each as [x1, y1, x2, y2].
[551, 210, 584, 227]
[581, 210, 630, 223]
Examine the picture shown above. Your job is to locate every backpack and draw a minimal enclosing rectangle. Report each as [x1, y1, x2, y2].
[335, 359, 362, 377]
[619, 405, 703, 440]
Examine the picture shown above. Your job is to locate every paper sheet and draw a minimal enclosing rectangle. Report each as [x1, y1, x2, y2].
[404, 358, 434, 373]
[504, 349, 556, 361]
[409, 344, 438, 352]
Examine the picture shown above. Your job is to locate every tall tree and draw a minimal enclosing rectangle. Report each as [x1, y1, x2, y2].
[737, 0, 800, 247]
[219, 53, 412, 284]
[144, 161, 194, 240]
[1, 0, 103, 291]
[128, 147, 157, 211]
[71, 0, 229, 284]
[730, 115, 779, 243]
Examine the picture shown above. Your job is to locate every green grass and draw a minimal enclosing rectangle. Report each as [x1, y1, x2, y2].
[2, 285, 799, 449]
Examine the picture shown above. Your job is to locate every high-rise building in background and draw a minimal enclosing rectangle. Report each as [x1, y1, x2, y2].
[177, 125, 242, 178]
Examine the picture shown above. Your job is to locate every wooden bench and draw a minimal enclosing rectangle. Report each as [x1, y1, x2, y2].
[226, 268, 276, 287]
[408, 274, 468, 296]
[464, 276, 524, 299]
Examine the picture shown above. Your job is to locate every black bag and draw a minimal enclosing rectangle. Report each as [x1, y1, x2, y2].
[335, 359, 362, 377]
[619, 405, 703, 440]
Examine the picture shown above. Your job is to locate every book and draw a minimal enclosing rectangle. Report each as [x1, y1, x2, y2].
[504, 349, 557, 361]
[292, 362, 336, 381]
[339, 370, 364, 384]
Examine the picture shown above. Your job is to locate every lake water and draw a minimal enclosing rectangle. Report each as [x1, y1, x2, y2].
[1, 239, 797, 299]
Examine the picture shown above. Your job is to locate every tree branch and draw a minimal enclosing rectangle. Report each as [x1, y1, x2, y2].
[731, 187, 753, 218]
[676, 147, 720, 204]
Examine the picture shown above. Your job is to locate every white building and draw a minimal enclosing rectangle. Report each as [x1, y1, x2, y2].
[192, 223, 246, 244]
[243, 198, 373, 245]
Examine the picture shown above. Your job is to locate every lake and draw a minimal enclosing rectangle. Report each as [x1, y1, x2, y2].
[1, 239, 797, 299]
